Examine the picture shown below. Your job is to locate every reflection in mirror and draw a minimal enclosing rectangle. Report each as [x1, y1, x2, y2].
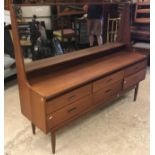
[14, 3, 121, 69]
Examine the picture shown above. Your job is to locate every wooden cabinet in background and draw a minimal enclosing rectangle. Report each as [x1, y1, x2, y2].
[4, 0, 13, 10]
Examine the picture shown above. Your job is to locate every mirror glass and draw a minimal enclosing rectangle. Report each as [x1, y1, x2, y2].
[14, 3, 120, 69]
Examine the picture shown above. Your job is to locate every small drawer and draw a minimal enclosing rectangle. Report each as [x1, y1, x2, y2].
[46, 84, 91, 114]
[123, 69, 146, 89]
[124, 60, 147, 76]
[47, 95, 92, 128]
[93, 71, 124, 92]
[93, 80, 122, 104]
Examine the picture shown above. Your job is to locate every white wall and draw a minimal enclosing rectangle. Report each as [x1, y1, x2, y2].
[4, 10, 11, 25]
[21, 6, 52, 30]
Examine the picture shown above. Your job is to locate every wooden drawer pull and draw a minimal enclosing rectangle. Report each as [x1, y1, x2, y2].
[68, 95, 76, 101]
[67, 107, 77, 113]
[49, 116, 53, 120]
[105, 89, 112, 93]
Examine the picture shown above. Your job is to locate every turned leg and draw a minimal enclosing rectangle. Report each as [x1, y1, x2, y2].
[31, 122, 36, 135]
[51, 131, 56, 154]
[134, 83, 139, 102]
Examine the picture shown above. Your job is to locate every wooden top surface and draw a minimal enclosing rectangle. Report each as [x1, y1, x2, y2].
[25, 42, 126, 72]
[29, 51, 146, 99]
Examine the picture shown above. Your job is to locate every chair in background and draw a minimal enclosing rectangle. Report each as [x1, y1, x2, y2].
[53, 16, 76, 52]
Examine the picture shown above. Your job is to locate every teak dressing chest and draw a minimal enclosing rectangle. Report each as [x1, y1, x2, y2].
[10, 2, 148, 153]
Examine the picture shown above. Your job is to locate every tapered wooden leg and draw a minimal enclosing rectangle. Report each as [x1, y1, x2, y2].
[51, 131, 56, 154]
[31, 123, 36, 135]
[134, 83, 139, 102]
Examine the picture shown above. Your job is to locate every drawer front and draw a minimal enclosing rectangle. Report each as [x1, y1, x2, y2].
[93, 71, 124, 92]
[93, 80, 122, 104]
[47, 95, 92, 128]
[124, 60, 147, 76]
[123, 69, 146, 89]
[46, 84, 91, 114]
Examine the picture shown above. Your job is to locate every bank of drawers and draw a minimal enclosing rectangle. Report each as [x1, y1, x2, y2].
[123, 69, 146, 89]
[93, 71, 124, 93]
[93, 70, 123, 104]
[46, 60, 147, 130]
[46, 84, 92, 128]
[47, 95, 92, 128]
[46, 84, 91, 114]
[124, 60, 147, 76]
[93, 81, 122, 104]
[123, 60, 147, 89]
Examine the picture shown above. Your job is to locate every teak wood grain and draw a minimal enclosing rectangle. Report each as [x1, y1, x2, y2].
[93, 80, 123, 104]
[46, 84, 91, 114]
[124, 60, 147, 76]
[123, 69, 146, 89]
[29, 52, 146, 99]
[93, 70, 124, 93]
[25, 42, 126, 73]
[47, 95, 92, 129]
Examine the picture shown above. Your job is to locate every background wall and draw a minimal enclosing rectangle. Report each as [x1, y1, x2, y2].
[21, 6, 52, 30]
[4, 10, 11, 25]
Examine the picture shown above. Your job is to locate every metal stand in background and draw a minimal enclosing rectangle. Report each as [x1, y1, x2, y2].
[107, 14, 121, 43]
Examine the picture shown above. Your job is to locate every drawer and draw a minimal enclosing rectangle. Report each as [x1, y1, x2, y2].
[93, 71, 124, 92]
[47, 95, 92, 128]
[46, 84, 91, 114]
[93, 80, 122, 104]
[123, 69, 146, 89]
[124, 60, 147, 76]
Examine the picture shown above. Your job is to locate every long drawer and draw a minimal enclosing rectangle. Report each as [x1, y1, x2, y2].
[93, 71, 124, 92]
[124, 60, 147, 76]
[46, 84, 91, 114]
[123, 69, 146, 89]
[47, 95, 92, 128]
[93, 80, 122, 104]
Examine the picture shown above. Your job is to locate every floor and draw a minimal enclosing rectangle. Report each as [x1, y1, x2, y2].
[4, 69, 150, 155]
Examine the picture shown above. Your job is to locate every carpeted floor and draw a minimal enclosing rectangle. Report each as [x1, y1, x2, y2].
[4, 68, 150, 155]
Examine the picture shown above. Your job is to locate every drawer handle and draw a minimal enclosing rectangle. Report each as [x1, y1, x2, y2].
[124, 80, 127, 84]
[68, 95, 76, 101]
[49, 116, 53, 120]
[105, 89, 112, 93]
[67, 107, 77, 113]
